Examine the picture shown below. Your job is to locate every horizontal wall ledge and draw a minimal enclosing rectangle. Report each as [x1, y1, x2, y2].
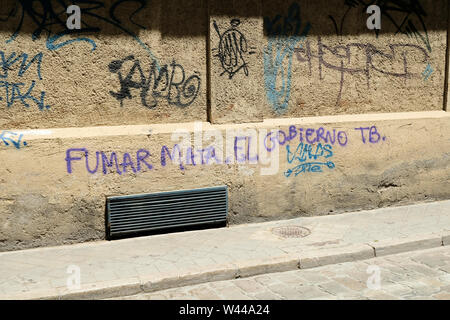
[5, 111, 450, 141]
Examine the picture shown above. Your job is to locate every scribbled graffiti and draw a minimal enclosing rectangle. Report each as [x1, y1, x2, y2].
[0, 50, 50, 110]
[329, 0, 431, 52]
[263, 3, 311, 114]
[212, 19, 256, 79]
[65, 125, 387, 176]
[0, 130, 28, 149]
[0, 0, 158, 61]
[284, 143, 335, 178]
[295, 38, 430, 106]
[108, 55, 201, 109]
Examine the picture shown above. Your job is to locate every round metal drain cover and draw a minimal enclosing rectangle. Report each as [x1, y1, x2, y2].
[272, 226, 311, 238]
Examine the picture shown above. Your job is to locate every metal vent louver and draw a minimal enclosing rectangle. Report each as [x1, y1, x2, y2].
[106, 186, 228, 239]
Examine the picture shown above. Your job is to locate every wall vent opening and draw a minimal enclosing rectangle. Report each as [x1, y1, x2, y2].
[106, 186, 228, 239]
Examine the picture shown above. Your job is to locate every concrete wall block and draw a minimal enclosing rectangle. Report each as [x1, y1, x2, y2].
[0, 0, 208, 129]
[209, 0, 265, 123]
[210, 0, 448, 123]
[0, 113, 449, 251]
[0, 0, 449, 251]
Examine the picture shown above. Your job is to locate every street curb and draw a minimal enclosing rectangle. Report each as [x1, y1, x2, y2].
[367, 233, 444, 257]
[141, 265, 240, 293]
[235, 256, 300, 278]
[5, 232, 448, 300]
[298, 244, 374, 269]
[442, 231, 450, 246]
[57, 279, 143, 300]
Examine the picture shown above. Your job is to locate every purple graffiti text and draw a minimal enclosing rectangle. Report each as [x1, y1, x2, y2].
[264, 126, 348, 152]
[65, 148, 153, 175]
[295, 38, 429, 106]
[355, 126, 386, 144]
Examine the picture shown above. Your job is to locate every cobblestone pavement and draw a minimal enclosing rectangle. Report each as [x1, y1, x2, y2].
[117, 246, 450, 300]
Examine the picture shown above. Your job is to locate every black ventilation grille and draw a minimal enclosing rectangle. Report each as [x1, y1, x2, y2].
[106, 186, 228, 239]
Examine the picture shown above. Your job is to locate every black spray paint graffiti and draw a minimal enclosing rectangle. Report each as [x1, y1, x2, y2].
[0, 50, 50, 110]
[329, 0, 431, 52]
[295, 37, 429, 106]
[108, 56, 201, 109]
[212, 19, 256, 79]
[0, 0, 158, 61]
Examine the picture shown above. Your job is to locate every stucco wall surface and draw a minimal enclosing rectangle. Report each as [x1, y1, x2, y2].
[0, 0, 207, 129]
[1, 113, 449, 251]
[0, 0, 446, 128]
[0, 0, 449, 251]
[210, 0, 447, 123]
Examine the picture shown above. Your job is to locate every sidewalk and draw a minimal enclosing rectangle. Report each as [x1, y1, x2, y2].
[1, 200, 449, 300]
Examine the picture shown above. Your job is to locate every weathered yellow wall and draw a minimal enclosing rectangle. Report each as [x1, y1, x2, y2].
[0, 0, 207, 128]
[1, 113, 449, 251]
[210, 0, 447, 122]
[0, 0, 448, 251]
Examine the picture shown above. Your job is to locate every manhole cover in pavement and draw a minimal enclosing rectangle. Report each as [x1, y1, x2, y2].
[272, 226, 311, 238]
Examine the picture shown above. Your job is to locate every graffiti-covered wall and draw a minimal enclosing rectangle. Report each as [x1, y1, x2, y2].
[210, 0, 447, 122]
[0, 0, 449, 252]
[0, 0, 207, 129]
[1, 0, 446, 128]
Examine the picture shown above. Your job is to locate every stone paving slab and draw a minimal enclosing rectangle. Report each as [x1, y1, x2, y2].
[0, 200, 449, 300]
[120, 246, 450, 300]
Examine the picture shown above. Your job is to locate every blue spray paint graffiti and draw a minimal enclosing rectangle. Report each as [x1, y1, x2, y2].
[0, 51, 42, 80]
[422, 63, 433, 81]
[263, 3, 311, 114]
[0, 50, 50, 110]
[0, 131, 28, 149]
[1, 1, 159, 68]
[284, 142, 335, 178]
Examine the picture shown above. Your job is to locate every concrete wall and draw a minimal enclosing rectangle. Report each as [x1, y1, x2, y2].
[210, 0, 447, 122]
[0, 0, 207, 128]
[0, 0, 449, 251]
